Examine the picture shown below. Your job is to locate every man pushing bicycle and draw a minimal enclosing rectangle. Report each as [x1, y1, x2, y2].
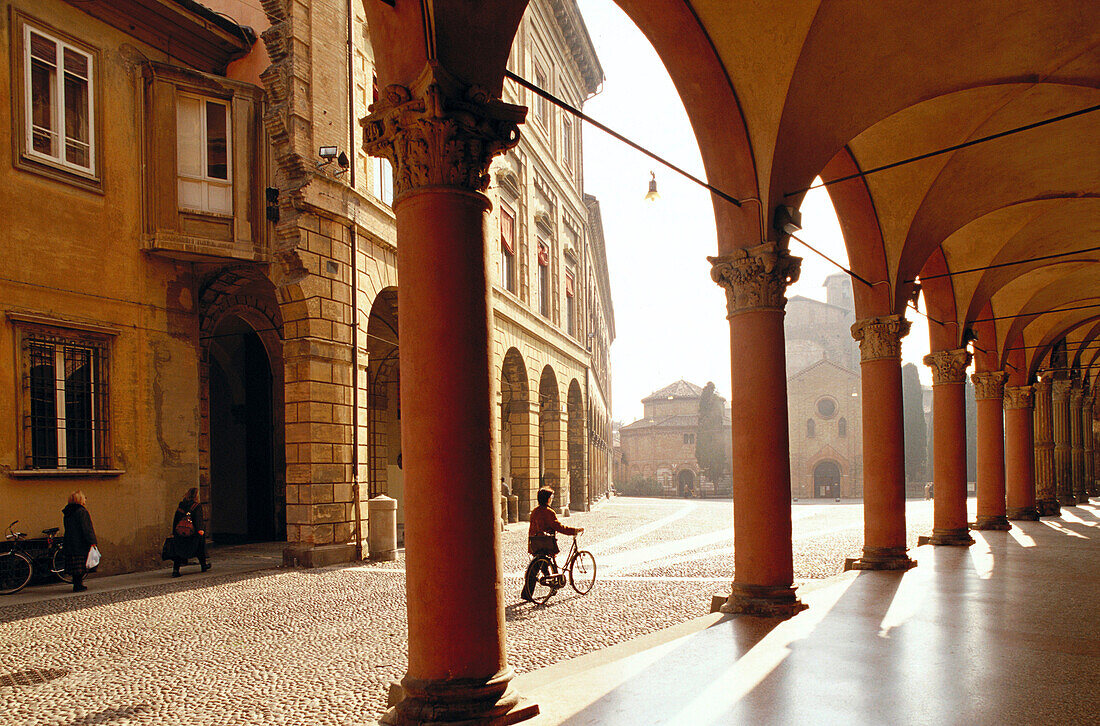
[522, 487, 584, 602]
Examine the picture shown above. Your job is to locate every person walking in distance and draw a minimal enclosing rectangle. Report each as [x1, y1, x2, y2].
[62, 491, 97, 593]
[171, 487, 210, 577]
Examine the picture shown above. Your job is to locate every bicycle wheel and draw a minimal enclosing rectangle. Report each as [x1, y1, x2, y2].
[51, 545, 72, 583]
[0, 552, 33, 595]
[525, 557, 557, 604]
[568, 550, 596, 594]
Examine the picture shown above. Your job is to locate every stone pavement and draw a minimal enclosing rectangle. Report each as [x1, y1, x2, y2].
[0, 497, 935, 725]
[516, 501, 1100, 726]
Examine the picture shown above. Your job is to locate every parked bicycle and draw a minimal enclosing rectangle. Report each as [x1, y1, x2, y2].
[523, 534, 596, 605]
[0, 521, 69, 595]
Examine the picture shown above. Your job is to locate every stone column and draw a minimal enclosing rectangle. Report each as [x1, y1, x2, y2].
[1052, 380, 1074, 507]
[1070, 382, 1087, 503]
[918, 349, 974, 546]
[710, 243, 806, 617]
[1004, 385, 1039, 520]
[971, 371, 1010, 530]
[1082, 391, 1091, 499]
[845, 314, 915, 570]
[363, 66, 537, 725]
[1033, 376, 1058, 516]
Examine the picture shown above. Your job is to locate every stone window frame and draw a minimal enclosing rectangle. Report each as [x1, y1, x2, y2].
[7, 312, 123, 477]
[9, 10, 104, 193]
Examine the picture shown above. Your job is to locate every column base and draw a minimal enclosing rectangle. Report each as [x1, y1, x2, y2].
[1006, 507, 1040, 521]
[971, 516, 1011, 531]
[1076, 493, 1091, 504]
[282, 543, 358, 568]
[381, 669, 538, 726]
[843, 546, 916, 571]
[1036, 499, 1061, 517]
[718, 583, 807, 619]
[917, 529, 974, 547]
[1058, 494, 1078, 508]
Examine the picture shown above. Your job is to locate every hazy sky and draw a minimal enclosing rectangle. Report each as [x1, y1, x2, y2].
[576, 0, 932, 423]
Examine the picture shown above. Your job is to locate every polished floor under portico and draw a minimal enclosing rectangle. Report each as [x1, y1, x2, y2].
[517, 501, 1100, 726]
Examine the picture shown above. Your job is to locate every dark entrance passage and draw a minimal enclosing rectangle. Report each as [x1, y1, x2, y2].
[814, 461, 841, 499]
[209, 317, 279, 543]
[678, 469, 696, 497]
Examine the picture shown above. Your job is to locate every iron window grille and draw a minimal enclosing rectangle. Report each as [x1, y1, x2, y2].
[22, 333, 111, 470]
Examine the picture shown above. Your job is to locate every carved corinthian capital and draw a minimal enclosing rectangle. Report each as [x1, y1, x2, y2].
[361, 62, 525, 198]
[971, 371, 1008, 400]
[923, 348, 971, 385]
[707, 243, 802, 317]
[1003, 385, 1034, 410]
[1052, 379, 1072, 402]
[851, 315, 910, 362]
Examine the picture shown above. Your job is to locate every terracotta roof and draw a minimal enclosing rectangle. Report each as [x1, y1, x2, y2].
[642, 379, 705, 402]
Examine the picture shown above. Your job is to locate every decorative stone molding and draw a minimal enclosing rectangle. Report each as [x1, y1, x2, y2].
[707, 243, 802, 317]
[971, 371, 1008, 400]
[923, 349, 971, 385]
[1003, 385, 1034, 410]
[851, 315, 910, 362]
[361, 63, 525, 198]
[1052, 379, 1072, 402]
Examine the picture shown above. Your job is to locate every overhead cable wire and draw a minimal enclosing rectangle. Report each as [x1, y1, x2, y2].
[909, 245, 1100, 283]
[506, 72, 889, 294]
[786, 103, 1100, 196]
[971, 301, 1100, 323]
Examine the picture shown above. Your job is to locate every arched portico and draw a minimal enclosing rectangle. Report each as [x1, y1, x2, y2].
[501, 348, 536, 514]
[367, 288, 402, 535]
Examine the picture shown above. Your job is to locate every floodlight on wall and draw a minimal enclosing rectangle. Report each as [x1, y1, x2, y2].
[774, 204, 802, 236]
[644, 171, 660, 202]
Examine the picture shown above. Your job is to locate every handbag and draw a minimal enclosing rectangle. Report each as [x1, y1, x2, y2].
[86, 545, 101, 569]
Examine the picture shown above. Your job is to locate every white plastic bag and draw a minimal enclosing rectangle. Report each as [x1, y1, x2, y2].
[86, 545, 101, 569]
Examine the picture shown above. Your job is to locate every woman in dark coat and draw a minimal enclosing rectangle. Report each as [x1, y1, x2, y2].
[171, 487, 210, 577]
[62, 491, 97, 593]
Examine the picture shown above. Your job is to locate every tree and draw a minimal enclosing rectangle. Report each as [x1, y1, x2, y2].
[901, 363, 927, 483]
[695, 382, 728, 481]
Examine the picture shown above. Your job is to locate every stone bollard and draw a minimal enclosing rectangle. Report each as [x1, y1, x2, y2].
[507, 495, 519, 523]
[368, 495, 397, 561]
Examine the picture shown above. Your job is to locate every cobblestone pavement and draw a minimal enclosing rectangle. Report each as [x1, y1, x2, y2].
[0, 496, 938, 725]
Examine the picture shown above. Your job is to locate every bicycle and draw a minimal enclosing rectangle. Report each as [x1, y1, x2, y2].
[0, 521, 69, 595]
[523, 534, 596, 605]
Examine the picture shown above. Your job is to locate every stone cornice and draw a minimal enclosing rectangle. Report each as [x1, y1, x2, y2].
[851, 314, 910, 362]
[971, 371, 1008, 400]
[708, 243, 801, 317]
[361, 63, 525, 199]
[1003, 385, 1034, 410]
[923, 348, 971, 385]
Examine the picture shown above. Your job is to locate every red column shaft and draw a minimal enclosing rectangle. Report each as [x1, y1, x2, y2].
[730, 309, 793, 589]
[974, 396, 1008, 527]
[933, 382, 969, 537]
[1005, 406, 1037, 518]
[861, 357, 906, 552]
[396, 188, 504, 681]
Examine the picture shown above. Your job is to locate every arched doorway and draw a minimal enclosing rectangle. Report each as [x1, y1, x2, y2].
[814, 460, 842, 499]
[501, 348, 532, 512]
[567, 379, 586, 511]
[539, 366, 562, 505]
[366, 289, 402, 538]
[678, 469, 696, 497]
[208, 315, 278, 543]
